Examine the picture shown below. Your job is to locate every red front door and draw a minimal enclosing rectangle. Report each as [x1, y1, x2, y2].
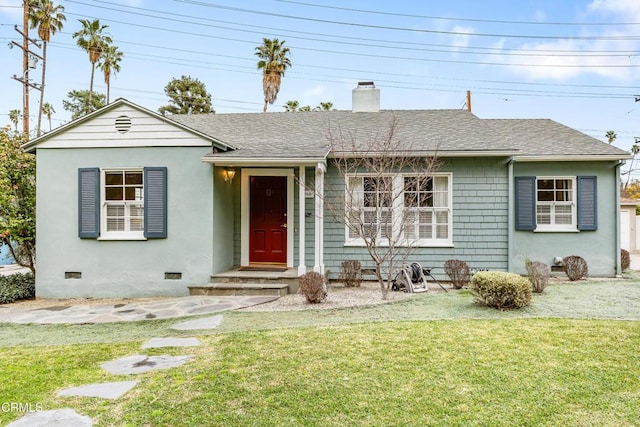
[249, 176, 287, 264]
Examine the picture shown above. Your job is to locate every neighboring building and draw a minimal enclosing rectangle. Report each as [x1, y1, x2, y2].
[23, 85, 630, 298]
[0, 244, 13, 266]
[620, 198, 640, 252]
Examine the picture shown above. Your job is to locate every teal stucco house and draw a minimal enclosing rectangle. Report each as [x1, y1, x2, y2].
[24, 84, 631, 298]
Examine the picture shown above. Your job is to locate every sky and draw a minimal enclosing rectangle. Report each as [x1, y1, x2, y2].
[0, 0, 638, 159]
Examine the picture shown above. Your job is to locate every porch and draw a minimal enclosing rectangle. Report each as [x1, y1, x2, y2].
[188, 267, 300, 297]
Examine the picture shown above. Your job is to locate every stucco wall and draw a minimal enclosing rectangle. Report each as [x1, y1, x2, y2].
[512, 161, 619, 277]
[35, 146, 214, 298]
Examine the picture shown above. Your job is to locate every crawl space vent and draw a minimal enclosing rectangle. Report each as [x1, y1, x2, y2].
[115, 115, 132, 133]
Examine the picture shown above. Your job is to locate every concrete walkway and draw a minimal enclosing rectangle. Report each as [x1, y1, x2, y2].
[0, 295, 278, 324]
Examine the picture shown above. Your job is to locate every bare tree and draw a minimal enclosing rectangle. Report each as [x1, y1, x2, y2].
[323, 116, 441, 299]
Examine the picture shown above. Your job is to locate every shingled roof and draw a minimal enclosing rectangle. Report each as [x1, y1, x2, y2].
[168, 109, 629, 161]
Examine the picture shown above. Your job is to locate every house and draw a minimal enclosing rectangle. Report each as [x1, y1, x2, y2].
[23, 84, 631, 298]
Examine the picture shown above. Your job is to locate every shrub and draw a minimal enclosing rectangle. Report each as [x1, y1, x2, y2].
[299, 271, 327, 303]
[470, 271, 532, 310]
[443, 259, 471, 289]
[621, 249, 631, 271]
[341, 260, 362, 288]
[0, 273, 35, 304]
[525, 260, 550, 293]
[562, 255, 588, 281]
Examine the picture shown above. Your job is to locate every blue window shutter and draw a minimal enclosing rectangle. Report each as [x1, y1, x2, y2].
[515, 176, 536, 230]
[78, 168, 100, 238]
[144, 167, 167, 238]
[577, 176, 597, 231]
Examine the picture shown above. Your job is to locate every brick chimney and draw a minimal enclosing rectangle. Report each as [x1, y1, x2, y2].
[352, 81, 380, 112]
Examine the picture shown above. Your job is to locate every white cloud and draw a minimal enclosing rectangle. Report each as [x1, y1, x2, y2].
[588, 0, 640, 19]
[450, 25, 474, 55]
[506, 0, 640, 80]
[533, 10, 546, 22]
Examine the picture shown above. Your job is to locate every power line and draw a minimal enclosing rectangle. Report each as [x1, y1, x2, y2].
[172, 0, 640, 41]
[57, 11, 640, 70]
[69, 0, 640, 55]
[277, 0, 640, 27]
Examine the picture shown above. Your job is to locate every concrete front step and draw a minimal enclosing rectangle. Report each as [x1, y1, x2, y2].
[189, 283, 289, 297]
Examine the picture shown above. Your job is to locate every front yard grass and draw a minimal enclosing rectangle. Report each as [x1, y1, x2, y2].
[1, 318, 639, 426]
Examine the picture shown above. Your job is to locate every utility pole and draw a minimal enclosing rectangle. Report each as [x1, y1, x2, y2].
[466, 90, 472, 113]
[10, 1, 42, 136]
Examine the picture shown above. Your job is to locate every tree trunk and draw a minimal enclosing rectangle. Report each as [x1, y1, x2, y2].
[375, 264, 389, 300]
[36, 42, 47, 137]
[89, 61, 96, 109]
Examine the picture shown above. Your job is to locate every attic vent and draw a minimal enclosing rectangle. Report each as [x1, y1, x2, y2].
[115, 115, 132, 134]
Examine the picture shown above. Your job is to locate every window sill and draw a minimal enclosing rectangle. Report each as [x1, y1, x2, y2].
[98, 235, 147, 241]
[344, 240, 454, 248]
[533, 228, 579, 233]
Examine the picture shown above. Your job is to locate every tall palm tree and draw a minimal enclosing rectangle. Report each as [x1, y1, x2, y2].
[9, 109, 21, 132]
[605, 130, 617, 144]
[73, 19, 112, 110]
[98, 44, 123, 103]
[29, 0, 66, 137]
[41, 102, 55, 131]
[255, 38, 291, 112]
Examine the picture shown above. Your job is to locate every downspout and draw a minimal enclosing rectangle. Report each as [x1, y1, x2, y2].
[615, 160, 624, 275]
[507, 156, 515, 272]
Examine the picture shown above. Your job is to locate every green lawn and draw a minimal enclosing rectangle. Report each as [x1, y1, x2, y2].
[1, 278, 640, 426]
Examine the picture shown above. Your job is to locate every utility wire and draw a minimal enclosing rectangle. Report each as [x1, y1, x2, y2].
[276, 0, 640, 27]
[172, 0, 640, 40]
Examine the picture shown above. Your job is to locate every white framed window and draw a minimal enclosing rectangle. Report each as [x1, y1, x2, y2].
[101, 169, 144, 239]
[535, 177, 576, 231]
[345, 173, 452, 247]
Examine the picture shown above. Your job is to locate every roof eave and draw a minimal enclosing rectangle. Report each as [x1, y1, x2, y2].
[201, 156, 328, 166]
[21, 98, 237, 153]
[328, 150, 519, 159]
[514, 154, 631, 162]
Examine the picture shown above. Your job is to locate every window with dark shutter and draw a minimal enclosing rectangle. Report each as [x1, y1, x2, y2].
[515, 176, 536, 230]
[144, 167, 168, 238]
[577, 176, 597, 231]
[78, 168, 100, 238]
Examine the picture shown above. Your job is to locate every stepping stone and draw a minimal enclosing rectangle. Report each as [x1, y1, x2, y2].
[7, 408, 93, 426]
[142, 337, 201, 349]
[57, 381, 138, 400]
[101, 354, 193, 375]
[171, 314, 223, 331]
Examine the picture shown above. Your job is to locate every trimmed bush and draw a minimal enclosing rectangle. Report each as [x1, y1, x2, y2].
[525, 260, 550, 293]
[0, 273, 35, 304]
[563, 255, 588, 281]
[470, 271, 532, 310]
[341, 260, 362, 288]
[443, 259, 471, 289]
[621, 249, 631, 271]
[299, 271, 327, 303]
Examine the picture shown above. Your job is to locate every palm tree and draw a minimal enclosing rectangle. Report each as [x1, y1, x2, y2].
[9, 109, 21, 132]
[318, 101, 333, 111]
[625, 141, 640, 189]
[606, 130, 617, 144]
[41, 102, 55, 131]
[73, 19, 112, 110]
[284, 100, 299, 112]
[29, 0, 66, 137]
[98, 44, 123, 103]
[255, 38, 291, 112]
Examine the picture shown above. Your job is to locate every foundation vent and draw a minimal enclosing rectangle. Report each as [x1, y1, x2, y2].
[165, 272, 182, 280]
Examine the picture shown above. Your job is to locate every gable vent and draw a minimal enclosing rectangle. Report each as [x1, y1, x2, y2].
[115, 115, 132, 133]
